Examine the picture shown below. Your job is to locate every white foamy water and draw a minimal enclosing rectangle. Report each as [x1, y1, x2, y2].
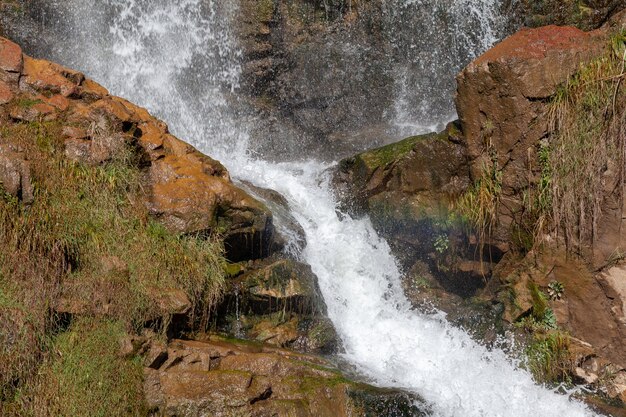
[6, 0, 602, 415]
[231, 159, 597, 417]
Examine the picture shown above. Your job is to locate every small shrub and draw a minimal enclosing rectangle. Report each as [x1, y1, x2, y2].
[525, 331, 573, 384]
[547, 281, 564, 300]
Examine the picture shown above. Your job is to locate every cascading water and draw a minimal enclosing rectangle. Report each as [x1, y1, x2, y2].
[2, 1, 601, 415]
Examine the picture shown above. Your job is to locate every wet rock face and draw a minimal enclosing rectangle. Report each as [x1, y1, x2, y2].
[235, 0, 517, 160]
[334, 121, 468, 220]
[333, 122, 492, 297]
[217, 257, 340, 354]
[143, 337, 427, 417]
[236, 0, 394, 160]
[0, 35, 275, 263]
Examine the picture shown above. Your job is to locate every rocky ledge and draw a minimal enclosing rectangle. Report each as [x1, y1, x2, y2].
[0, 36, 274, 263]
[141, 336, 426, 417]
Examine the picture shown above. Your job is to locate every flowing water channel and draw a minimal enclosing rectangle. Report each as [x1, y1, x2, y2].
[3, 1, 602, 415]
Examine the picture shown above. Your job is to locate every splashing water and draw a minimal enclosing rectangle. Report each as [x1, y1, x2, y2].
[4, 0, 601, 415]
[385, 0, 511, 137]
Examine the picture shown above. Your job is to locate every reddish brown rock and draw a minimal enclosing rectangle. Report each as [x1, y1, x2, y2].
[148, 153, 273, 261]
[145, 287, 191, 317]
[89, 97, 134, 124]
[0, 37, 22, 74]
[496, 250, 626, 367]
[161, 134, 195, 158]
[61, 126, 90, 140]
[455, 25, 607, 250]
[136, 121, 165, 157]
[249, 317, 300, 346]
[143, 337, 424, 417]
[111, 96, 152, 123]
[0, 80, 13, 104]
[45, 94, 70, 111]
[607, 370, 626, 403]
[64, 133, 125, 165]
[79, 78, 109, 100]
[21, 56, 83, 97]
[9, 101, 57, 122]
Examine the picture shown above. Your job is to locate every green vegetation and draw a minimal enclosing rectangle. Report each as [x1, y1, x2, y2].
[515, 282, 572, 384]
[15, 97, 42, 108]
[356, 133, 425, 171]
[33, 319, 145, 417]
[525, 331, 573, 384]
[537, 31, 626, 253]
[515, 281, 557, 331]
[454, 148, 502, 266]
[547, 281, 564, 300]
[458, 32, 626, 257]
[0, 120, 226, 414]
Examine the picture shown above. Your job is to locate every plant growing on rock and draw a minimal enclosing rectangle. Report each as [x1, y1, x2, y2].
[0, 118, 226, 413]
[454, 150, 502, 270]
[547, 281, 564, 300]
[540, 30, 626, 255]
[516, 282, 558, 331]
[525, 331, 574, 385]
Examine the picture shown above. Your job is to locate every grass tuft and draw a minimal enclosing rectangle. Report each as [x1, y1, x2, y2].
[537, 31, 626, 254]
[32, 318, 146, 417]
[454, 145, 502, 270]
[525, 331, 573, 385]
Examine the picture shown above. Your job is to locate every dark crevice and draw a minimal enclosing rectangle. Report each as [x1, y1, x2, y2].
[249, 387, 272, 405]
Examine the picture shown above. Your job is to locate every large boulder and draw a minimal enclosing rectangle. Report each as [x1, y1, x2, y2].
[334, 122, 491, 297]
[143, 337, 427, 417]
[147, 152, 274, 262]
[455, 25, 608, 254]
[334, 121, 468, 223]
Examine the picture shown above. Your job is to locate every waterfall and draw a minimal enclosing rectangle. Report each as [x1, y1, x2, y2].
[3, 1, 600, 415]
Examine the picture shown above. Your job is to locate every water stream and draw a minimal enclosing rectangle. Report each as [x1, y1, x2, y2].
[3, 1, 602, 415]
